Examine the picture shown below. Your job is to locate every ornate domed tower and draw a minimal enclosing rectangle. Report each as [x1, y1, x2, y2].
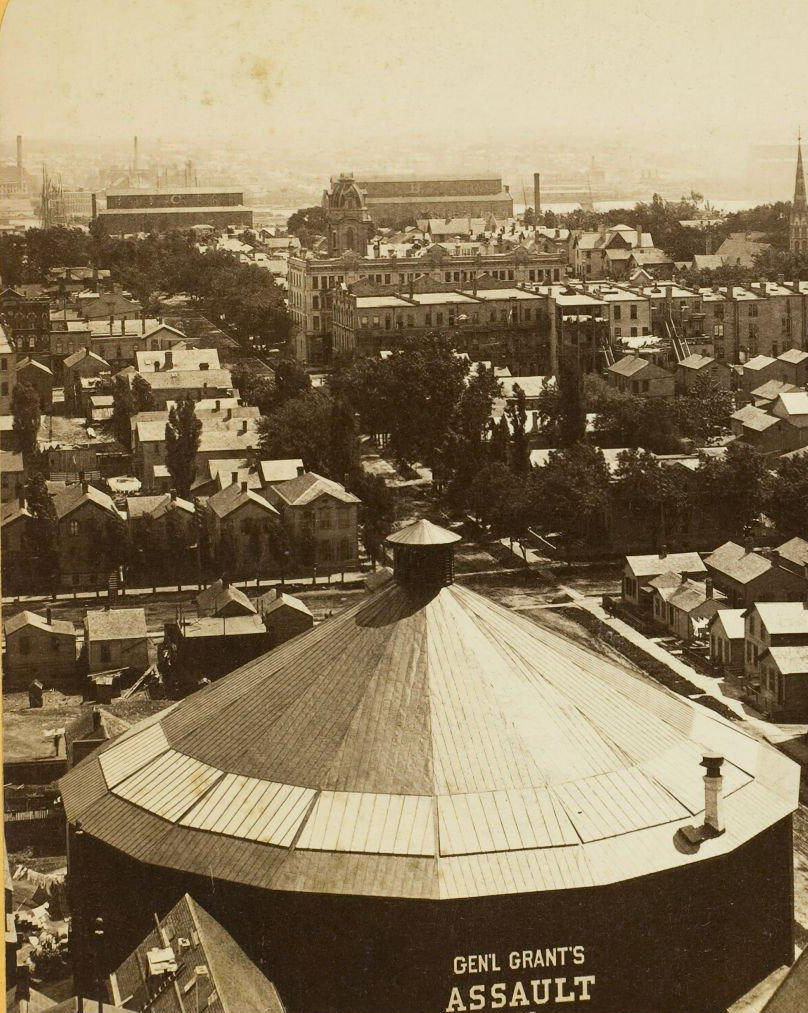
[323, 173, 375, 255]
[789, 134, 808, 255]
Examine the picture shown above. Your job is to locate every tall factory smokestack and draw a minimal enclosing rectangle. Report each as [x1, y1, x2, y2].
[533, 172, 541, 216]
[16, 135, 22, 189]
[133, 135, 139, 174]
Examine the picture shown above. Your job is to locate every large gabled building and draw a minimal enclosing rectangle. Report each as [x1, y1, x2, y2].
[95, 186, 253, 235]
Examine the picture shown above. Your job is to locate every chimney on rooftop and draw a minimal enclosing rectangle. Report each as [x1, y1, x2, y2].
[226, 408, 232, 421]
[744, 534, 754, 554]
[120, 316, 125, 335]
[659, 544, 668, 559]
[241, 479, 248, 493]
[92, 707, 102, 732]
[701, 753, 725, 836]
[141, 314, 145, 335]
[241, 419, 248, 433]
[170, 489, 177, 501]
[164, 349, 172, 370]
[53, 730, 66, 759]
[46, 607, 52, 625]
[705, 577, 713, 599]
[297, 464, 305, 476]
[636, 225, 643, 248]
[232, 471, 239, 487]
[533, 172, 541, 215]
[214, 399, 220, 411]
[109, 314, 114, 335]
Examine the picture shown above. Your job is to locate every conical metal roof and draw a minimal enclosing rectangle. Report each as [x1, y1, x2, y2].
[386, 518, 461, 545]
[60, 578, 798, 901]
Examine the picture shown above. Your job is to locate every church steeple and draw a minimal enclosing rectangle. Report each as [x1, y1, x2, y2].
[790, 133, 808, 255]
[794, 133, 807, 211]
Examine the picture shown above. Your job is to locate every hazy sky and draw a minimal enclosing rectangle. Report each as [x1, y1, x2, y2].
[1, 0, 808, 156]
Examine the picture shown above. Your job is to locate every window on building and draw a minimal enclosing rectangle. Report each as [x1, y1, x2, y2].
[69, 519, 79, 536]
[313, 316, 320, 331]
[614, 306, 622, 320]
[0, 382, 6, 396]
[749, 304, 758, 317]
[630, 304, 638, 320]
[321, 540, 332, 562]
[407, 314, 414, 327]
[641, 380, 649, 392]
[385, 316, 392, 330]
[100, 643, 111, 663]
[312, 296, 319, 310]
[340, 537, 350, 559]
[436, 313, 443, 326]
[614, 327, 622, 337]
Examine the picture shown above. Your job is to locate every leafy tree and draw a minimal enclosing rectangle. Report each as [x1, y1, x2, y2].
[165, 398, 202, 498]
[377, 335, 467, 470]
[231, 363, 278, 415]
[533, 445, 612, 562]
[443, 365, 502, 507]
[12, 381, 41, 458]
[346, 468, 395, 568]
[287, 206, 328, 247]
[274, 358, 312, 405]
[330, 354, 396, 439]
[768, 455, 808, 539]
[557, 354, 586, 446]
[328, 399, 359, 484]
[112, 377, 135, 448]
[23, 473, 60, 593]
[611, 449, 693, 549]
[506, 384, 530, 473]
[695, 442, 773, 541]
[489, 416, 510, 463]
[257, 390, 332, 473]
[132, 374, 156, 412]
[592, 390, 680, 454]
[468, 462, 521, 531]
[671, 375, 735, 443]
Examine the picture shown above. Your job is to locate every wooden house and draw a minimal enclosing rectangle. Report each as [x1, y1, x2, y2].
[256, 588, 313, 646]
[622, 550, 707, 614]
[708, 609, 746, 675]
[196, 578, 257, 618]
[83, 607, 149, 676]
[705, 541, 806, 608]
[266, 472, 360, 570]
[3, 610, 77, 686]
